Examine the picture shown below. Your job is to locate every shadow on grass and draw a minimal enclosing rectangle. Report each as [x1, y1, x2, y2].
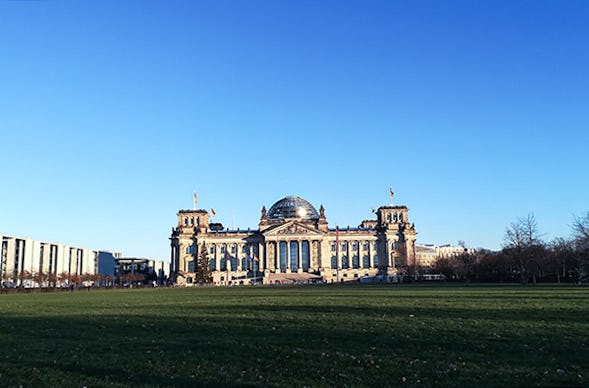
[1, 301, 587, 387]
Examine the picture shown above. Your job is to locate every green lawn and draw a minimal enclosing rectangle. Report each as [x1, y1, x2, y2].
[0, 284, 587, 387]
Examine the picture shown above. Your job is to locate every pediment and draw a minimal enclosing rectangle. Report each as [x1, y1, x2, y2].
[262, 221, 322, 237]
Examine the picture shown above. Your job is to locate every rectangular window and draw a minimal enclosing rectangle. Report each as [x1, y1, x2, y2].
[279, 242, 288, 272]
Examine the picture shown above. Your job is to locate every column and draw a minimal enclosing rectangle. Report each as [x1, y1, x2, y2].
[310, 240, 317, 269]
[214, 245, 219, 272]
[297, 239, 303, 273]
[264, 242, 271, 270]
[337, 240, 342, 269]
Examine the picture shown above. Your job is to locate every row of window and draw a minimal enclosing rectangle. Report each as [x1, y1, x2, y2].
[186, 244, 259, 256]
[187, 242, 396, 257]
[183, 217, 201, 226]
[187, 253, 390, 272]
[386, 212, 404, 223]
[330, 255, 379, 269]
[331, 241, 376, 252]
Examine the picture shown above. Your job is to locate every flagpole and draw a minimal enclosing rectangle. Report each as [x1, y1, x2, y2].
[336, 225, 339, 283]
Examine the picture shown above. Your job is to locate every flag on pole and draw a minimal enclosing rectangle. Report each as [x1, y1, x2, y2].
[210, 208, 216, 216]
[193, 191, 198, 209]
[335, 226, 340, 246]
[389, 187, 394, 198]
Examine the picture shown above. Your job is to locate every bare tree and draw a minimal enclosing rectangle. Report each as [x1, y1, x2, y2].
[455, 251, 477, 282]
[572, 213, 589, 283]
[32, 271, 47, 288]
[18, 270, 32, 288]
[504, 213, 544, 284]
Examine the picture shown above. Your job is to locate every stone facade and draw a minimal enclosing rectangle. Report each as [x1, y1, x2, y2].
[170, 196, 417, 285]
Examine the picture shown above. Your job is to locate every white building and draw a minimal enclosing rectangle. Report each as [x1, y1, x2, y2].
[415, 243, 476, 267]
[0, 234, 117, 287]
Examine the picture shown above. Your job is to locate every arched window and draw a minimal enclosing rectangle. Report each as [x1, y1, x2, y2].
[187, 260, 196, 272]
[341, 255, 349, 269]
[352, 255, 359, 269]
[373, 255, 379, 267]
[190, 217, 194, 225]
[184, 218, 188, 226]
[331, 255, 337, 269]
[241, 257, 249, 271]
[209, 259, 216, 271]
[362, 255, 370, 268]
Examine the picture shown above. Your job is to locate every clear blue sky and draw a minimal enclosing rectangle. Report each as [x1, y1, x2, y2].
[1, 1, 587, 260]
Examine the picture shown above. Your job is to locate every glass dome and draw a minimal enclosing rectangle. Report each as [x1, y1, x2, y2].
[267, 196, 319, 221]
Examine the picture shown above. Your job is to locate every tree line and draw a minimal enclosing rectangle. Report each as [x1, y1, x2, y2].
[1, 270, 159, 289]
[425, 212, 589, 284]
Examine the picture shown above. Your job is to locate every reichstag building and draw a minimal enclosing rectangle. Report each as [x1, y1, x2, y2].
[170, 196, 417, 285]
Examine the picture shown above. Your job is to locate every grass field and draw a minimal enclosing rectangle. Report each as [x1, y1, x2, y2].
[0, 284, 588, 387]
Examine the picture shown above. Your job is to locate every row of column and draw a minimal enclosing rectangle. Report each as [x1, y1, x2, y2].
[205, 240, 317, 273]
[195, 237, 394, 273]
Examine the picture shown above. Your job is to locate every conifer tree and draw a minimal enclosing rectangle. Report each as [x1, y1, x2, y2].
[195, 242, 213, 284]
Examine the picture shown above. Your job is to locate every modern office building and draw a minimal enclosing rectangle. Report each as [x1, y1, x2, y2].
[170, 195, 417, 285]
[0, 234, 130, 287]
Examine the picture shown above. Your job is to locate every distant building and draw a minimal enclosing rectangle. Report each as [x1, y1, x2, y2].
[415, 243, 475, 268]
[114, 257, 169, 285]
[415, 244, 438, 267]
[0, 234, 99, 287]
[97, 251, 122, 276]
[170, 195, 417, 285]
[0, 233, 142, 287]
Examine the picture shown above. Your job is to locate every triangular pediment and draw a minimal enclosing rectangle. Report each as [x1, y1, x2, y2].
[262, 221, 322, 237]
